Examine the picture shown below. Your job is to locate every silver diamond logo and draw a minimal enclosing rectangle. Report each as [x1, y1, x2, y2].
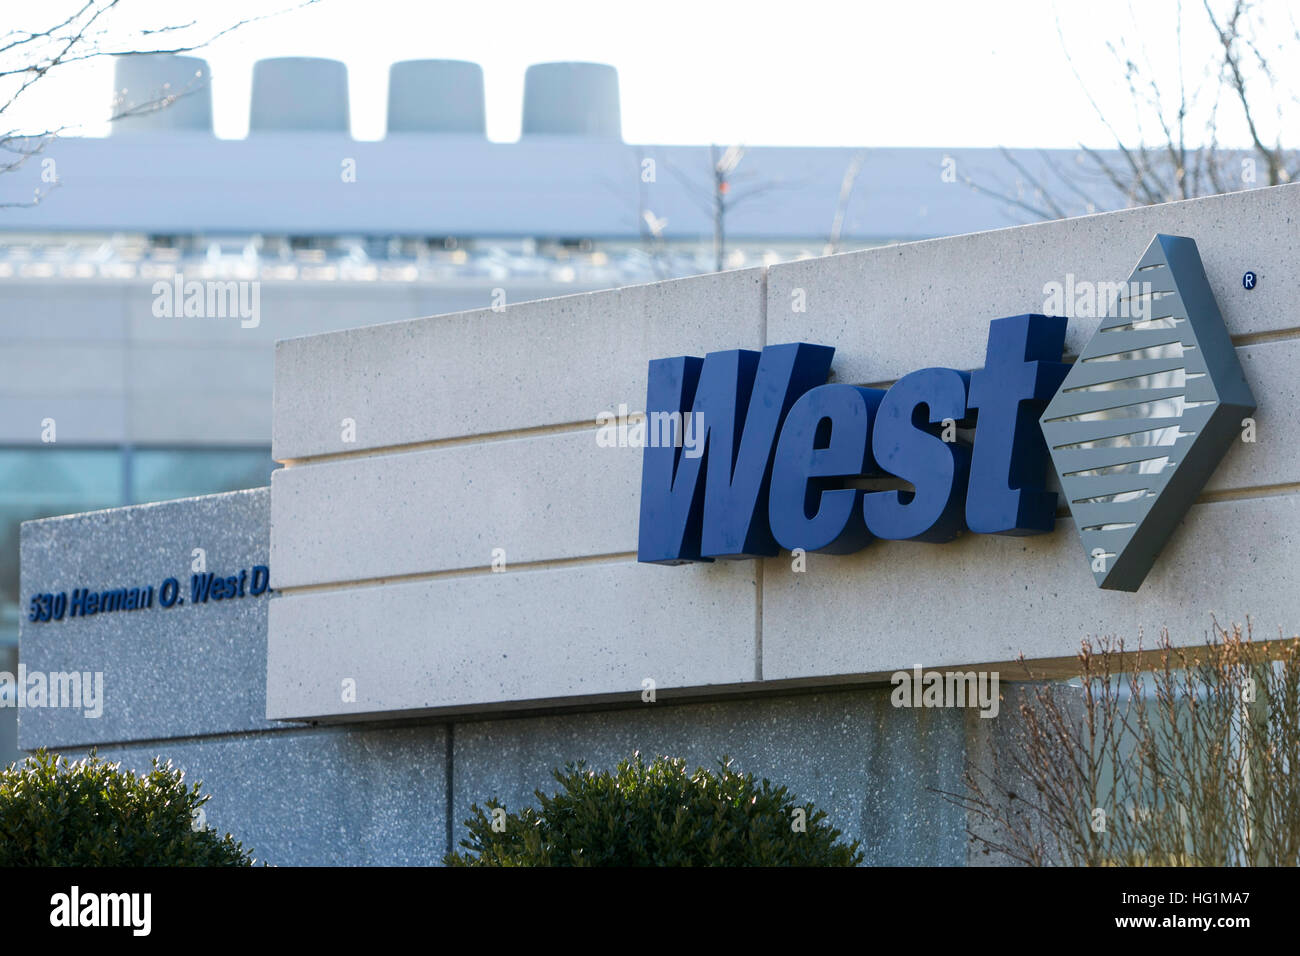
[1040, 234, 1256, 591]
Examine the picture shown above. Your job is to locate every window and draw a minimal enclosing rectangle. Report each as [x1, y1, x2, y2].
[0, 448, 123, 646]
[131, 448, 274, 504]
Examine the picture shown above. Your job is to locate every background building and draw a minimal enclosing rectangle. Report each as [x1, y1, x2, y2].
[0, 53, 1140, 766]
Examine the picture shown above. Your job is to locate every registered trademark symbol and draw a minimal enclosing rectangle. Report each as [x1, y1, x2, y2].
[1243, 270, 1257, 290]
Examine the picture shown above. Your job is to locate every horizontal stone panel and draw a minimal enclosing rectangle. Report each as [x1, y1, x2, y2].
[269, 335, 1289, 589]
[265, 559, 758, 721]
[18, 489, 275, 749]
[760, 492, 1300, 682]
[768, 185, 1300, 386]
[266, 338, 1289, 598]
[271, 267, 765, 461]
[270, 429, 641, 589]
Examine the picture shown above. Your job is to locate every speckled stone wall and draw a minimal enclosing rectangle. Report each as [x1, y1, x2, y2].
[19, 488, 1041, 865]
[18, 488, 277, 750]
[69, 687, 990, 866]
[79, 724, 451, 866]
[266, 184, 1300, 726]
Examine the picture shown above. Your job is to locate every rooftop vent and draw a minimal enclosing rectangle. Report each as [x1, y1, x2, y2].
[387, 60, 486, 135]
[111, 54, 213, 134]
[250, 57, 350, 133]
[521, 62, 621, 140]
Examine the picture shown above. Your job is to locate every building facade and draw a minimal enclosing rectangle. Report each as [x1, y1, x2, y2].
[0, 53, 1153, 767]
[16, 182, 1296, 864]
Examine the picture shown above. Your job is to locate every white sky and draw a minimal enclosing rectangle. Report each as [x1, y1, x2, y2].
[6, 0, 1298, 148]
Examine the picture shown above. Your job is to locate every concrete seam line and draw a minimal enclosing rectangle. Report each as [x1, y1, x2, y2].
[272, 550, 642, 595]
[277, 417, 611, 467]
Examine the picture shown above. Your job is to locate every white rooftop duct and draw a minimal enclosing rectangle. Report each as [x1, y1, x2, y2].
[387, 60, 486, 135]
[111, 54, 213, 134]
[250, 57, 350, 133]
[521, 62, 621, 140]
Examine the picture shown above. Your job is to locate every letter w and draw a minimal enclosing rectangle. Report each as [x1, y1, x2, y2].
[637, 343, 834, 563]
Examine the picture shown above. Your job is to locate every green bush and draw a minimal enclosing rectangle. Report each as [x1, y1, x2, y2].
[0, 750, 255, 866]
[447, 752, 862, 866]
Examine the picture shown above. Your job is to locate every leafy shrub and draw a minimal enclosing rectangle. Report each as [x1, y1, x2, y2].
[447, 752, 862, 866]
[0, 750, 255, 866]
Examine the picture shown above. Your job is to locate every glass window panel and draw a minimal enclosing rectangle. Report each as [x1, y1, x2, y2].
[131, 447, 275, 505]
[0, 448, 124, 645]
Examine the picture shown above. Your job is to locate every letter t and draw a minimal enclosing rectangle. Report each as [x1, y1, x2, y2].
[966, 314, 1069, 534]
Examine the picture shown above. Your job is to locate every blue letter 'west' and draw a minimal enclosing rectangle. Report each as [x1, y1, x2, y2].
[637, 343, 835, 563]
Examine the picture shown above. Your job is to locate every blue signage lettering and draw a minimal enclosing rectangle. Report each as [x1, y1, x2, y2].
[862, 366, 972, 542]
[769, 384, 884, 554]
[637, 342, 834, 564]
[638, 314, 1067, 564]
[27, 566, 271, 624]
[966, 314, 1069, 535]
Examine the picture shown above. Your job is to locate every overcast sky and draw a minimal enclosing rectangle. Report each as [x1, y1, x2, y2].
[8, 0, 1298, 149]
